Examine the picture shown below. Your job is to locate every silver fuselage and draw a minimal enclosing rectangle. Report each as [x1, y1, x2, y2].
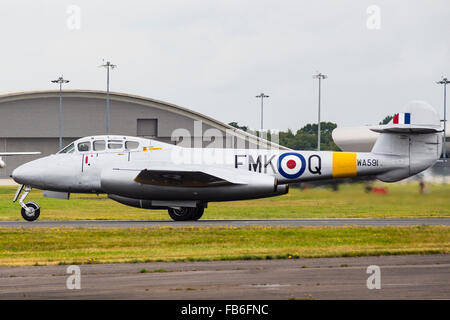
[11, 133, 438, 202]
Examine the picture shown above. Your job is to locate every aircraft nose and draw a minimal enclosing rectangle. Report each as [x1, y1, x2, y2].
[12, 163, 35, 185]
[12, 156, 73, 190]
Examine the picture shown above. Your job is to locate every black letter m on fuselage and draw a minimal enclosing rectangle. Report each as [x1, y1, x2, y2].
[248, 155, 262, 173]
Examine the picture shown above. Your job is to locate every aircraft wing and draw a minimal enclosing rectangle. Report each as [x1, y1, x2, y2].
[134, 169, 235, 187]
[114, 164, 252, 187]
[0, 152, 41, 156]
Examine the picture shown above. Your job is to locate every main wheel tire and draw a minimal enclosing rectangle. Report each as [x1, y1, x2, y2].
[21, 201, 40, 222]
[168, 207, 194, 221]
[190, 207, 204, 221]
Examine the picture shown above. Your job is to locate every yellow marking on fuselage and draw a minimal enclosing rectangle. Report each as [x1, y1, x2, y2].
[332, 152, 357, 178]
[143, 147, 161, 152]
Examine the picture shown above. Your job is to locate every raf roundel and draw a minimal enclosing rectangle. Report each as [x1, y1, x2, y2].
[278, 152, 306, 179]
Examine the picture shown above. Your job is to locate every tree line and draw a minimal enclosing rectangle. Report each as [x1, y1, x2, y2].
[228, 121, 340, 151]
[229, 114, 393, 151]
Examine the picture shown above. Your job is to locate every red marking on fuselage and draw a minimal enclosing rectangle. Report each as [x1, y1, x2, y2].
[286, 159, 296, 169]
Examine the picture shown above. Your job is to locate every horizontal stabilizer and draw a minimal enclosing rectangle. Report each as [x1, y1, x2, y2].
[370, 101, 442, 182]
[371, 101, 442, 134]
[370, 124, 442, 134]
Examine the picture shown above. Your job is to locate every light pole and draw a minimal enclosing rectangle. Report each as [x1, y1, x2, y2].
[313, 72, 327, 151]
[51, 76, 70, 150]
[436, 77, 450, 159]
[255, 93, 269, 132]
[100, 60, 117, 135]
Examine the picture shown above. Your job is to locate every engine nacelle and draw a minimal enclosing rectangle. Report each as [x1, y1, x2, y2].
[0, 157, 5, 169]
[108, 194, 204, 209]
[101, 168, 289, 202]
[108, 194, 167, 209]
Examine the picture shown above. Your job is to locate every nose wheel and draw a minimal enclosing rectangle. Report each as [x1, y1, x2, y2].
[13, 184, 41, 222]
[21, 201, 40, 221]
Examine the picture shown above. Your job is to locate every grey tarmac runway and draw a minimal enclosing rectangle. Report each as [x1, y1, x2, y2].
[0, 254, 448, 299]
[0, 218, 449, 228]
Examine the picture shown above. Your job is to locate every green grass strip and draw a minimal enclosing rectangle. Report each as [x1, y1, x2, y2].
[0, 225, 448, 266]
[1, 182, 449, 221]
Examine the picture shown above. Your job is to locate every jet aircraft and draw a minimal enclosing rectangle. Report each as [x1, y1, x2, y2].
[11, 101, 443, 221]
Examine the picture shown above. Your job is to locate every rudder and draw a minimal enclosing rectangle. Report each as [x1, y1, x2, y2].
[370, 101, 442, 182]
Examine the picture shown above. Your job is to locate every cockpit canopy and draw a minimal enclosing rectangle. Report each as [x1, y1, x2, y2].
[57, 136, 149, 154]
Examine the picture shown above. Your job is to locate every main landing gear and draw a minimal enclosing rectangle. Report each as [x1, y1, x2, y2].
[168, 206, 204, 221]
[13, 185, 40, 222]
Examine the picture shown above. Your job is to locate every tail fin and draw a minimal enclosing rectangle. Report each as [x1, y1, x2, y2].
[370, 101, 442, 182]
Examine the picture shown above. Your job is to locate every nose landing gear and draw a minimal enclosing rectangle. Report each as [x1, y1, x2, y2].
[21, 201, 40, 222]
[13, 185, 40, 222]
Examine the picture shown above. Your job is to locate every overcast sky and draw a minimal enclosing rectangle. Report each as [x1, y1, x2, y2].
[0, 0, 448, 130]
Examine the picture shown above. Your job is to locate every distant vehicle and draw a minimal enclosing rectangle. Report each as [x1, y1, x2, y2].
[11, 101, 442, 222]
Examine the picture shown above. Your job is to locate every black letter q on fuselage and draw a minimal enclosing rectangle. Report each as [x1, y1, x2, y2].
[308, 155, 322, 175]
